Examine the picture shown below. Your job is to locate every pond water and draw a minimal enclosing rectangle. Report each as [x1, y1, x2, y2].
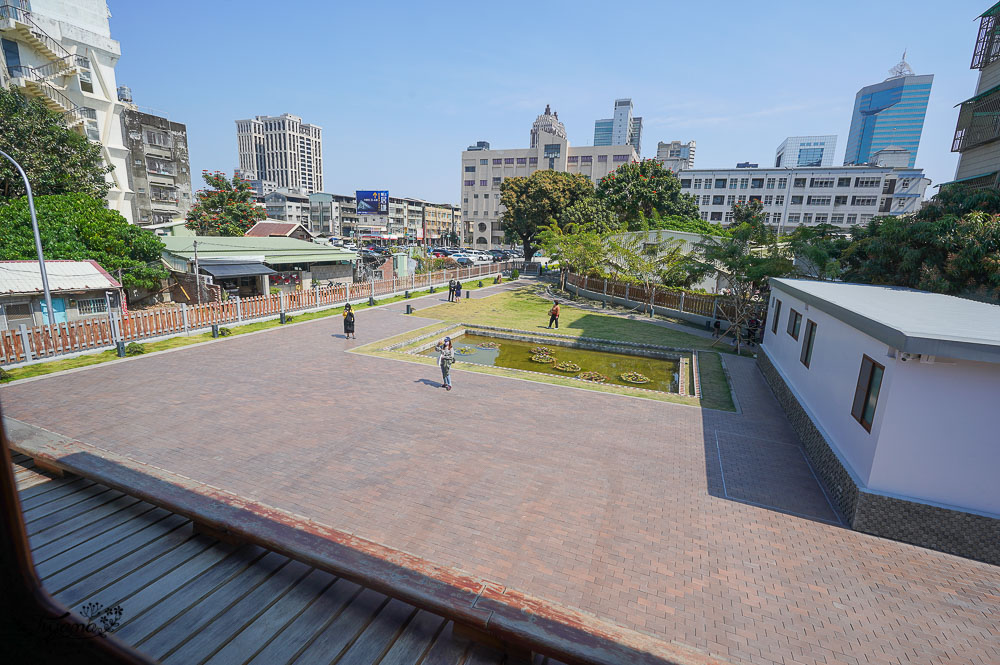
[420, 333, 679, 393]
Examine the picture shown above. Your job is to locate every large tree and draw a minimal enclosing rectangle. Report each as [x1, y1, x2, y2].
[500, 170, 594, 261]
[693, 200, 793, 353]
[536, 221, 607, 288]
[595, 159, 699, 231]
[786, 223, 852, 280]
[606, 232, 694, 313]
[185, 171, 266, 236]
[0, 87, 111, 200]
[557, 197, 621, 234]
[0, 194, 167, 292]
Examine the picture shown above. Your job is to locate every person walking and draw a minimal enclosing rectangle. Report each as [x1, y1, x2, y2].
[435, 336, 455, 391]
[447, 278, 456, 302]
[342, 303, 356, 339]
[712, 319, 721, 338]
[547, 300, 560, 329]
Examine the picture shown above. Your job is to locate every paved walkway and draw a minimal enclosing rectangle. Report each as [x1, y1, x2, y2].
[2, 282, 996, 665]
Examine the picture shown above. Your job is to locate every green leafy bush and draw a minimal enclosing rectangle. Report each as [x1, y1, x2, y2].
[511, 269, 520, 279]
[269, 287, 281, 295]
[218, 327, 232, 337]
[0, 367, 12, 381]
[124, 342, 146, 356]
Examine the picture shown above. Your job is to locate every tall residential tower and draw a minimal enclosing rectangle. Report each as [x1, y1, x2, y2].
[843, 55, 933, 168]
[594, 98, 642, 156]
[236, 113, 323, 194]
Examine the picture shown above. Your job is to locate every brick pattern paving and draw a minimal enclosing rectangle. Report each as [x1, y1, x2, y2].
[2, 284, 997, 665]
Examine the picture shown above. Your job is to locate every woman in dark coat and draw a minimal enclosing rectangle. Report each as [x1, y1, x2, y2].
[343, 303, 356, 339]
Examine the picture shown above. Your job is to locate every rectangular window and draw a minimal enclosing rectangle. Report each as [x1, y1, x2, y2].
[465, 166, 476, 172]
[766, 178, 776, 189]
[807, 196, 831, 205]
[715, 179, 727, 188]
[702, 179, 712, 190]
[613, 154, 629, 162]
[76, 298, 107, 315]
[492, 177, 501, 186]
[580, 155, 592, 164]
[793, 178, 806, 188]
[787, 213, 800, 224]
[79, 69, 94, 93]
[834, 195, 848, 205]
[851, 355, 884, 432]
[763, 195, 773, 205]
[814, 214, 828, 224]
[479, 180, 487, 186]
[680, 179, 692, 188]
[772, 299, 782, 334]
[726, 195, 735, 205]
[800, 319, 818, 367]
[738, 195, 747, 203]
[855, 177, 881, 188]
[847, 214, 857, 224]
[775, 195, 784, 205]
[529, 157, 538, 165]
[702, 195, 711, 204]
[480, 159, 488, 165]
[700, 211, 708, 220]
[803, 213, 813, 224]
[710, 211, 723, 221]
[786, 309, 802, 339]
[597, 155, 607, 163]
[493, 158, 502, 165]
[837, 177, 851, 187]
[791, 195, 803, 205]
[567, 156, 578, 164]
[724, 211, 734, 223]
[502, 158, 513, 165]
[464, 180, 474, 186]
[851, 196, 877, 206]
[739, 178, 749, 189]
[831, 214, 844, 224]
[544, 144, 561, 159]
[693, 178, 702, 189]
[809, 178, 834, 188]
[751, 178, 764, 188]
[712, 195, 725, 205]
[778, 178, 787, 189]
[772, 212, 781, 224]
[516, 157, 527, 164]
[729, 179, 738, 189]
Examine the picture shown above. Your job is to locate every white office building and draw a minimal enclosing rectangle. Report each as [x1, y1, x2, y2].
[264, 188, 310, 226]
[656, 140, 696, 171]
[677, 165, 929, 231]
[593, 98, 642, 155]
[463, 106, 639, 248]
[0, 0, 133, 222]
[775, 135, 837, 167]
[236, 113, 323, 194]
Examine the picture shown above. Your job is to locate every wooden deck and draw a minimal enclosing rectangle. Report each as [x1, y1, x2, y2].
[14, 453, 558, 665]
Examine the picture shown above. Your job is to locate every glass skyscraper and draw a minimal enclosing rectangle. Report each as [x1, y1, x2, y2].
[843, 67, 933, 168]
[593, 99, 642, 155]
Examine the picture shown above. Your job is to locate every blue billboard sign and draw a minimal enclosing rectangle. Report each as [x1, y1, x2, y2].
[356, 190, 389, 215]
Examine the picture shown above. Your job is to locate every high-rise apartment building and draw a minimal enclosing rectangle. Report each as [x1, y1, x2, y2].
[0, 0, 133, 221]
[235, 113, 323, 194]
[594, 98, 642, 155]
[947, 3, 1000, 189]
[464, 106, 638, 248]
[119, 97, 193, 228]
[775, 136, 837, 167]
[844, 56, 932, 168]
[655, 140, 696, 171]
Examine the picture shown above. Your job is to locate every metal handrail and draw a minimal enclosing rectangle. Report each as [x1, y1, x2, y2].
[32, 54, 74, 79]
[7, 64, 85, 123]
[0, 3, 72, 61]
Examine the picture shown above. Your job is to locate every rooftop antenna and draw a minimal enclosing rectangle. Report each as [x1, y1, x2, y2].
[887, 49, 914, 79]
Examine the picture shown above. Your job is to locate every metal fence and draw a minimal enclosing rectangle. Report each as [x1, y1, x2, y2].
[1, 262, 512, 366]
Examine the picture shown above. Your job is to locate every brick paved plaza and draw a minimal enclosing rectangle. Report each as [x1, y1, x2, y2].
[2, 286, 997, 665]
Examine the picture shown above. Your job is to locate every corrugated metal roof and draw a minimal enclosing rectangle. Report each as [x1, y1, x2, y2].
[0, 260, 120, 295]
[161, 236, 357, 264]
[245, 221, 303, 237]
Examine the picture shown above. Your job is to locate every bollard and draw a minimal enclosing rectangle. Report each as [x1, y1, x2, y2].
[478, 280, 483, 288]
[280, 312, 287, 324]
[405, 304, 413, 314]
[211, 324, 220, 338]
[429, 285, 435, 293]
[368, 296, 376, 306]
[404, 290, 410, 299]
[116, 341, 126, 358]
[465, 290, 470, 299]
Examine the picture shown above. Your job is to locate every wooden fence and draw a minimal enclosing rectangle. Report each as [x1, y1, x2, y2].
[566, 273, 725, 319]
[1, 262, 511, 366]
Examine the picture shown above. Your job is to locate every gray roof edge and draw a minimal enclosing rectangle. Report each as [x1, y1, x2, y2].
[769, 279, 1000, 364]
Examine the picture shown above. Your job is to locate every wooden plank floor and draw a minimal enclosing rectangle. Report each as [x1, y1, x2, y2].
[12, 454, 563, 665]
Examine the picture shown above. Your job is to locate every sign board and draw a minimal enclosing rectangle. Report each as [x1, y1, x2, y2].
[356, 190, 388, 215]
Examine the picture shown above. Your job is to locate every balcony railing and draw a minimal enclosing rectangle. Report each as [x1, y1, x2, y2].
[0, 3, 72, 61]
[952, 86, 1000, 153]
[31, 54, 74, 79]
[8, 63, 84, 123]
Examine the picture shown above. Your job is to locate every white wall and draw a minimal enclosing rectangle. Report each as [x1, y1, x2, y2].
[762, 286, 895, 485]
[870, 357, 1000, 515]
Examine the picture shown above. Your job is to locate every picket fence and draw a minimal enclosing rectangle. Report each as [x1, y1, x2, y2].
[1, 262, 512, 366]
[565, 273, 739, 321]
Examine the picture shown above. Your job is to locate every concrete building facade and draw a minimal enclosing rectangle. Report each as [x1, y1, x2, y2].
[120, 105, 192, 228]
[306, 193, 460, 243]
[947, 2, 1000, 189]
[463, 106, 638, 248]
[0, 0, 133, 221]
[594, 98, 642, 155]
[655, 140, 696, 171]
[844, 57, 932, 168]
[236, 113, 323, 194]
[677, 165, 929, 231]
[775, 135, 837, 167]
[264, 189, 310, 226]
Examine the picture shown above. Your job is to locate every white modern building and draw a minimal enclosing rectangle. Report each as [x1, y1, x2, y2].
[463, 106, 639, 248]
[946, 3, 1000, 190]
[775, 135, 837, 167]
[264, 188, 310, 226]
[0, 0, 133, 222]
[759, 278, 1000, 564]
[677, 165, 929, 230]
[594, 98, 642, 155]
[236, 113, 323, 194]
[655, 140, 696, 171]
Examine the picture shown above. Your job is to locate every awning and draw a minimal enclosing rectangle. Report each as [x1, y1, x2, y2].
[199, 263, 277, 278]
[936, 170, 998, 188]
[955, 83, 1000, 106]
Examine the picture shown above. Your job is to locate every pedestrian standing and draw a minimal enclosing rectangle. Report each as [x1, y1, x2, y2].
[343, 303, 356, 339]
[454, 280, 463, 301]
[435, 336, 455, 391]
[547, 300, 560, 329]
[712, 319, 721, 338]
[447, 278, 455, 302]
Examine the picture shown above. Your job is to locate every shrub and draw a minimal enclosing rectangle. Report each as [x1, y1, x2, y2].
[270, 287, 281, 295]
[0, 367, 12, 381]
[283, 315, 295, 324]
[511, 269, 520, 280]
[124, 342, 146, 356]
[218, 327, 233, 337]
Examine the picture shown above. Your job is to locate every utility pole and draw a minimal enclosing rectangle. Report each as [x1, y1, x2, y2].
[193, 240, 202, 305]
[0, 148, 55, 331]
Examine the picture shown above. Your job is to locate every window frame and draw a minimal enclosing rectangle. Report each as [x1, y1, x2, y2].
[786, 309, 801, 339]
[771, 299, 782, 334]
[799, 319, 817, 367]
[851, 355, 885, 432]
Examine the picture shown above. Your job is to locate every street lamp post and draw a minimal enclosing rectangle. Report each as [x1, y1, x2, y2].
[0, 148, 56, 331]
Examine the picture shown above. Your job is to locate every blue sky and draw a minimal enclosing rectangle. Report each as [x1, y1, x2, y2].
[109, 0, 983, 202]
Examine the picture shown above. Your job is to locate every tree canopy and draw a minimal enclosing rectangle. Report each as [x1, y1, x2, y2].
[594, 159, 699, 230]
[500, 170, 594, 260]
[185, 171, 266, 236]
[0, 194, 167, 292]
[558, 197, 620, 234]
[0, 87, 111, 200]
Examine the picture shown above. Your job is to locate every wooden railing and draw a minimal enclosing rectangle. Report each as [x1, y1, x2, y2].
[1, 262, 512, 366]
[565, 273, 726, 319]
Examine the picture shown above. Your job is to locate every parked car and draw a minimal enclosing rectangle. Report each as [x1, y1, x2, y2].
[453, 256, 474, 267]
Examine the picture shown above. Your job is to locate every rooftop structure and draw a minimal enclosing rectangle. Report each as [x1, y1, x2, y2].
[775, 135, 837, 167]
[655, 140, 695, 171]
[244, 220, 313, 240]
[593, 98, 642, 155]
[0, 259, 119, 295]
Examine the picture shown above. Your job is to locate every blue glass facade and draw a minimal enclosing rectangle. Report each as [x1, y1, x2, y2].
[844, 75, 933, 168]
[593, 119, 613, 146]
